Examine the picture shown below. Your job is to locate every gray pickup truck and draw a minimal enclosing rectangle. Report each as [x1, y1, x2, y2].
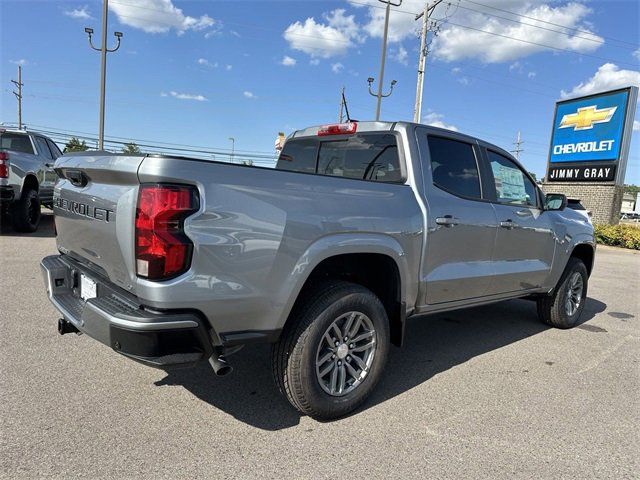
[41, 121, 595, 419]
[0, 127, 61, 231]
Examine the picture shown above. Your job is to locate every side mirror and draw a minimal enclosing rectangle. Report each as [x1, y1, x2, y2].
[544, 193, 567, 211]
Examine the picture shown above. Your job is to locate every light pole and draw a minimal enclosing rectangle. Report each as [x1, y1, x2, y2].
[229, 137, 235, 163]
[370, 0, 402, 121]
[368, 77, 397, 119]
[85, 0, 122, 150]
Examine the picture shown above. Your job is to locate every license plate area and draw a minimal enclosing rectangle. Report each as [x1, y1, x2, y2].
[80, 274, 98, 301]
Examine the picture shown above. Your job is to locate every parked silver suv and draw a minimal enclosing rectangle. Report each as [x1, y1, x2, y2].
[0, 127, 60, 231]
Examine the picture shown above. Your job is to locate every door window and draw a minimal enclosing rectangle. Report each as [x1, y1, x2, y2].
[487, 151, 538, 207]
[46, 139, 62, 159]
[34, 137, 53, 160]
[427, 136, 481, 199]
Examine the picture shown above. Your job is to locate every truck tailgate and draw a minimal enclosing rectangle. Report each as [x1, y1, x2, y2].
[53, 154, 143, 291]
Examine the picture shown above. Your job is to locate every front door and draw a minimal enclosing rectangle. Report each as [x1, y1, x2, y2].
[419, 133, 498, 305]
[484, 149, 556, 293]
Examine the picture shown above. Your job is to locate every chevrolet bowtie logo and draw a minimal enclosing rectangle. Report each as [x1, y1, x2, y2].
[559, 105, 617, 131]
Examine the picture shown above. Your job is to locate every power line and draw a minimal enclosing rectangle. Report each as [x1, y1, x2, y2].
[459, 0, 640, 49]
[348, 0, 638, 67]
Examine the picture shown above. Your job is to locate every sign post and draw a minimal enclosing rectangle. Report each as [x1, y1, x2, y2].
[543, 86, 637, 224]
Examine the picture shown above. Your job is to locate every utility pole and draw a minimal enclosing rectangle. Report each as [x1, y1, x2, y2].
[338, 86, 345, 123]
[229, 137, 235, 163]
[368, 0, 401, 121]
[511, 131, 524, 160]
[413, 0, 443, 123]
[84, 0, 123, 150]
[11, 65, 23, 129]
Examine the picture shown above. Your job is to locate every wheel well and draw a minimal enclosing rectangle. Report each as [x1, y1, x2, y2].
[22, 175, 39, 195]
[294, 253, 404, 347]
[571, 244, 594, 275]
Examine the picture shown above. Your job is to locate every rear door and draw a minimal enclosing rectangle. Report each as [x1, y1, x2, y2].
[33, 136, 57, 198]
[482, 148, 556, 293]
[417, 131, 498, 305]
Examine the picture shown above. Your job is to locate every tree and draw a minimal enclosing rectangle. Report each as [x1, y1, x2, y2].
[528, 171, 537, 182]
[624, 184, 640, 196]
[121, 142, 141, 154]
[63, 137, 88, 153]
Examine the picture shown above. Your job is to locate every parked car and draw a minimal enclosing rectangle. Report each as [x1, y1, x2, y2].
[567, 198, 592, 223]
[0, 127, 61, 231]
[41, 121, 595, 419]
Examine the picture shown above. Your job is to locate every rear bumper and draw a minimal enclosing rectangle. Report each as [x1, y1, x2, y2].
[0, 185, 15, 203]
[41, 255, 215, 368]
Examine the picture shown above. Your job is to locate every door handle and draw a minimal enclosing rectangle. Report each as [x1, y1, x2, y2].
[435, 215, 459, 227]
[515, 209, 533, 217]
[500, 219, 518, 229]
[45, 163, 54, 168]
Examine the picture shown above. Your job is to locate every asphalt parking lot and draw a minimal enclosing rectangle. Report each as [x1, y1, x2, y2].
[1, 211, 638, 479]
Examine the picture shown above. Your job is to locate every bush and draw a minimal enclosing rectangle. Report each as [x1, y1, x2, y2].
[594, 224, 640, 250]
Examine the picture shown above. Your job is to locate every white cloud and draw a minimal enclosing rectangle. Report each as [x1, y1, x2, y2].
[197, 58, 217, 68]
[161, 91, 208, 101]
[423, 111, 458, 131]
[110, 0, 219, 35]
[634, 120, 640, 132]
[560, 63, 640, 99]
[392, 45, 408, 65]
[64, 6, 92, 20]
[225, 64, 232, 71]
[331, 62, 344, 73]
[509, 61, 522, 72]
[281, 55, 297, 67]
[434, 2, 604, 63]
[451, 67, 461, 74]
[283, 9, 362, 58]
[310, 58, 320, 66]
[353, 0, 424, 43]
[243, 91, 257, 99]
[528, 71, 537, 79]
[10, 59, 27, 66]
[633, 49, 640, 61]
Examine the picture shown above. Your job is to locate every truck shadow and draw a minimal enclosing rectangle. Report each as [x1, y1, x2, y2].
[0, 210, 56, 238]
[155, 297, 606, 431]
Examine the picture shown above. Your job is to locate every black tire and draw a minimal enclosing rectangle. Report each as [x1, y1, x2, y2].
[272, 281, 390, 420]
[11, 187, 41, 233]
[537, 257, 588, 329]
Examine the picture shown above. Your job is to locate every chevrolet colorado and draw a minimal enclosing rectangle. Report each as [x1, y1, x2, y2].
[41, 121, 595, 419]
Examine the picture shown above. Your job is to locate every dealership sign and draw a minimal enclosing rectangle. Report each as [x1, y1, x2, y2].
[546, 87, 637, 184]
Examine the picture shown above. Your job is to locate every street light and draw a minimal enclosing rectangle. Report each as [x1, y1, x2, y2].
[369, 0, 402, 121]
[229, 137, 235, 163]
[368, 77, 397, 108]
[84, 0, 122, 150]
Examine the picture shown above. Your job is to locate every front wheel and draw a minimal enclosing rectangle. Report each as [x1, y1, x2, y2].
[537, 257, 588, 329]
[272, 281, 390, 420]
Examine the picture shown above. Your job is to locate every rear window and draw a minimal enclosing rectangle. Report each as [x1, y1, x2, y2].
[276, 138, 318, 174]
[0, 132, 34, 154]
[317, 134, 401, 182]
[276, 133, 402, 183]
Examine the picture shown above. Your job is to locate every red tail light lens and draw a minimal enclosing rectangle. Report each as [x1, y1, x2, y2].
[135, 184, 199, 280]
[317, 122, 357, 136]
[0, 151, 9, 178]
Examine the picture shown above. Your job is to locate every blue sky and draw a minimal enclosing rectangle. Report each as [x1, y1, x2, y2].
[1, 0, 639, 182]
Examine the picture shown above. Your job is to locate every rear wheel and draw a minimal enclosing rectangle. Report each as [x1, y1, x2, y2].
[537, 257, 588, 329]
[11, 187, 41, 233]
[272, 281, 390, 420]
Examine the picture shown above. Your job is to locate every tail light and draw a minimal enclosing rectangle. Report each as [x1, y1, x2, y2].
[317, 122, 357, 136]
[135, 184, 199, 281]
[0, 151, 9, 178]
